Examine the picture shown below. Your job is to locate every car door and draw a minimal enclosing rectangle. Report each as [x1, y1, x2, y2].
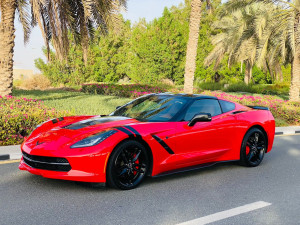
[174, 99, 237, 165]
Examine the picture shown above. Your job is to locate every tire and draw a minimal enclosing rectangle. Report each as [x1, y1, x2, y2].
[106, 140, 150, 190]
[240, 128, 267, 167]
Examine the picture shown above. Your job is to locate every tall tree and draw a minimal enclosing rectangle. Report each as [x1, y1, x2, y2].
[223, 0, 300, 101]
[184, 0, 203, 94]
[205, 3, 277, 84]
[0, 1, 24, 97]
[0, 0, 126, 97]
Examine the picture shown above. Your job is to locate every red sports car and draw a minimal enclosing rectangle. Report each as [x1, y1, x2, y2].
[19, 93, 275, 189]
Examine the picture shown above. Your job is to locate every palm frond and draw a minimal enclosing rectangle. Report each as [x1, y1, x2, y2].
[28, 0, 126, 61]
[16, 0, 31, 43]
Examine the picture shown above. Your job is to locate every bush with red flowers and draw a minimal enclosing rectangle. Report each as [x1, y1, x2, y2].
[0, 95, 71, 146]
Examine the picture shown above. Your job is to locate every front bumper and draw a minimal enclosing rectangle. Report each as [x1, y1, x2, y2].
[19, 146, 109, 183]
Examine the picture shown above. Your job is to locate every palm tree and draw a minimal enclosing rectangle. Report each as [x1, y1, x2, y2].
[184, 0, 203, 94]
[0, 0, 126, 97]
[184, 0, 216, 94]
[205, 3, 276, 84]
[223, 0, 300, 101]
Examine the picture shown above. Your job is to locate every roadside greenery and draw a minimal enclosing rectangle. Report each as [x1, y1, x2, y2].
[36, 1, 283, 87]
[0, 88, 299, 146]
[81, 83, 167, 98]
[0, 95, 71, 146]
[198, 82, 290, 97]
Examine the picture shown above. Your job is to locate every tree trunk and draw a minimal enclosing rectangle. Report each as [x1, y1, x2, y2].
[241, 61, 243, 73]
[266, 59, 274, 83]
[80, 20, 89, 66]
[244, 61, 252, 85]
[184, 0, 202, 94]
[289, 51, 300, 101]
[0, 1, 17, 96]
[81, 36, 89, 66]
[275, 62, 283, 82]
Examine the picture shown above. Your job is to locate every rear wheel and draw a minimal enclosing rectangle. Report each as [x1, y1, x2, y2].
[106, 140, 149, 190]
[240, 128, 267, 167]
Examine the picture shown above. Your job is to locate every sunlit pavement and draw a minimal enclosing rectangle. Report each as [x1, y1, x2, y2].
[0, 135, 299, 225]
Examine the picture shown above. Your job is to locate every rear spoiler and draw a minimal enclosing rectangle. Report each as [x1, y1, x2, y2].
[247, 106, 269, 111]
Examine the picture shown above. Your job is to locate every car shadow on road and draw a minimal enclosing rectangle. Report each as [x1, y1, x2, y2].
[18, 155, 278, 192]
[17, 161, 240, 192]
[143, 161, 241, 185]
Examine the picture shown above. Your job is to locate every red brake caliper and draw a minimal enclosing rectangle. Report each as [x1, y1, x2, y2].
[134, 154, 139, 175]
[246, 143, 250, 155]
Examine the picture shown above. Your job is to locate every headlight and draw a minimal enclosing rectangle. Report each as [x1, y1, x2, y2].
[70, 130, 118, 149]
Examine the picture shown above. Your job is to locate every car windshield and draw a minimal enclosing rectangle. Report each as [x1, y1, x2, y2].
[110, 95, 189, 122]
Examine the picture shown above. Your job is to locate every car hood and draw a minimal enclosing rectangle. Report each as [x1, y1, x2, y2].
[24, 116, 140, 150]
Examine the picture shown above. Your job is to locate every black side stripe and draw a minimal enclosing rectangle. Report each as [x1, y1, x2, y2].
[115, 127, 135, 138]
[124, 126, 142, 139]
[152, 135, 174, 155]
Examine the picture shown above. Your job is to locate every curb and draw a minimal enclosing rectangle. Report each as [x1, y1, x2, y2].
[0, 155, 10, 161]
[0, 153, 22, 161]
[275, 130, 300, 136]
[0, 128, 300, 161]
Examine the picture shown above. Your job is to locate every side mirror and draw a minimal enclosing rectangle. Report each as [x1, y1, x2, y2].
[116, 106, 121, 110]
[188, 113, 212, 127]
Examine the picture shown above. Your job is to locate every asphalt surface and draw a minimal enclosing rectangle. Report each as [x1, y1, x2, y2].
[0, 135, 299, 225]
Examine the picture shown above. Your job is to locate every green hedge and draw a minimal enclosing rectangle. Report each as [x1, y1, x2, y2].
[81, 83, 167, 98]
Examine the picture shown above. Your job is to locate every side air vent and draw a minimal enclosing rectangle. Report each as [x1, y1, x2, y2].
[232, 111, 247, 115]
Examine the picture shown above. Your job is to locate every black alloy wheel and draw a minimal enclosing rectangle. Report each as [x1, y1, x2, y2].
[107, 140, 150, 190]
[240, 128, 267, 167]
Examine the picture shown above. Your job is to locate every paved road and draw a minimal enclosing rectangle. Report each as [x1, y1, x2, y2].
[0, 135, 299, 225]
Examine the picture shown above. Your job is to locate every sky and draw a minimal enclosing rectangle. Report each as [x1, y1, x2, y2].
[13, 0, 184, 73]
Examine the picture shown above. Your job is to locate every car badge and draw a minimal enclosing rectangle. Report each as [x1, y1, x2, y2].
[36, 141, 45, 146]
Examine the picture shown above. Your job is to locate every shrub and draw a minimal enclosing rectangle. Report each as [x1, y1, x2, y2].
[198, 82, 224, 91]
[224, 82, 259, 93]
[258, 83, 290, 96]
[21, 75, 52, 90]
[0, 95, 72, 146]
[81, 83, 167, 98]
[13, 79, 23, 87]
[199, 81, 290, 97]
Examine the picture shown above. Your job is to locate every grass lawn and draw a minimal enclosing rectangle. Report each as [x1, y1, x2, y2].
[13, 89, 132, 116]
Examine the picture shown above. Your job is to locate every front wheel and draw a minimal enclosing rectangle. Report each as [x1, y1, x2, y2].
[240, 128, 267, 167]
[106, 140, 150, 190]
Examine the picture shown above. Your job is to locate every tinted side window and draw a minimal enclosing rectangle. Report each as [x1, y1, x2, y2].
[219, 100, 236, 113]
[184, 99, 222, 121]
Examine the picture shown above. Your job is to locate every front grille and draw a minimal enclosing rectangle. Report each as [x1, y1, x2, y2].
[22, 151, 71, 172]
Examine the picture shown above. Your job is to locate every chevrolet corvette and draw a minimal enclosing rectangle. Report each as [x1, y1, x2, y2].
[19, 93, 275, 189]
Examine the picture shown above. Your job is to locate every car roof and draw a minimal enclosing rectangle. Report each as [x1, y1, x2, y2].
[154, 93, 218, 100]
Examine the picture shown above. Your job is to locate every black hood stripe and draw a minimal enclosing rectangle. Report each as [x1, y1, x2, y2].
[152, 135, 174, 155]
[124, 126, 142, 139]
[64, 116, 130, 130]
[52, 117, 64, 124]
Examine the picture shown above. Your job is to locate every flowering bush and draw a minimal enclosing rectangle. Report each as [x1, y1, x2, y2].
[202, 91, 300, 125]
[81, 83, 167, 98]
[0, 96, 71, 146]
